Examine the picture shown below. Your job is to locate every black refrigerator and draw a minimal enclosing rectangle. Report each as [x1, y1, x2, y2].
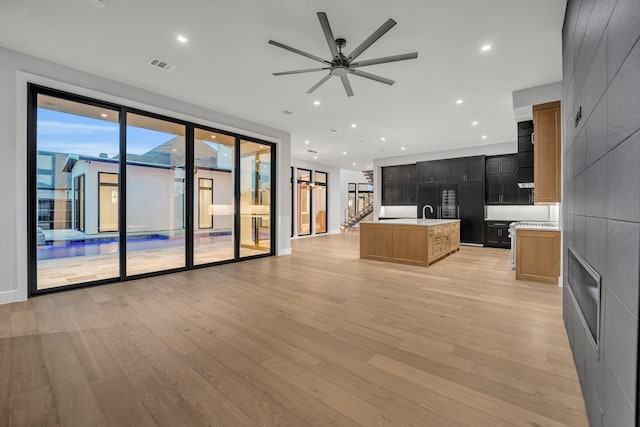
[417, 182, 484, 244]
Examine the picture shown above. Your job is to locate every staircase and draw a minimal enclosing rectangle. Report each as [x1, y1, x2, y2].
[342, 170, 375, 228]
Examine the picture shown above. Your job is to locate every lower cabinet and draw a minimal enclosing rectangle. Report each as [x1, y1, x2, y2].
[485, 221, 511, 248]
[428, 222, 460, 265]
[515, 229, 560, 284]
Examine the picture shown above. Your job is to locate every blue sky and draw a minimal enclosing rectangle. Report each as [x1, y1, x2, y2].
[37, 108, 177, 157]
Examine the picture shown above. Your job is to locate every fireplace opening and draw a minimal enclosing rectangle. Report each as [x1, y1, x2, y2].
[567, 245, 602, 353]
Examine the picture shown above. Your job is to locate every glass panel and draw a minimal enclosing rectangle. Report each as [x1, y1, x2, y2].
[348, 182, 357, 217]
[35, 94, 120, 290]
[126, 113, 186, 276]
[240, 140, 272, 257]
[297, 169, 311, 236]
[314, 171, 327, 234]
[193, 129, 235, 265]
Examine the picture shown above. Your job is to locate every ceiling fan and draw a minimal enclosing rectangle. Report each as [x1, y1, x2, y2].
[269, 12, 418, 97]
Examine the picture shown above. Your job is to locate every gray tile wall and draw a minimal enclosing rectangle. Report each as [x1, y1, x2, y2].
[562, 0, 639, 426]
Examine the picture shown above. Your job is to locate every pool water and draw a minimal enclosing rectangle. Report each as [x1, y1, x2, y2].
[37, 234, 232, 260]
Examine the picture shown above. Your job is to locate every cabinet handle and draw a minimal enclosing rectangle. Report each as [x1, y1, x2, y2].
[531, 133, 535, 145]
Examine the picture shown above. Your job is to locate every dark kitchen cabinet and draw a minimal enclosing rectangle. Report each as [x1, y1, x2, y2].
[485, 154, 531, 205]
[485, 221, 511, 248]
[458, 181, 485, 244]
[418, 156, 485, 184]
[382, 164, 417, 205]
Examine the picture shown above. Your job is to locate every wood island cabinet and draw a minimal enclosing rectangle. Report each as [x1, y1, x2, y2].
[360, 221, 460, 267]
[533, 101, 561, 203]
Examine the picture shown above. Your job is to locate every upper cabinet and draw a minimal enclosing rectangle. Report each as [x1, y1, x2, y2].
[533, 101, 561, 203]
[485, 154, 532, 205]
[417, 156, 484, 184]
[381, 164, 417, 205]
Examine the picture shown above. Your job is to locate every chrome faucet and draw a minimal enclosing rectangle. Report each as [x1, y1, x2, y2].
[422, 204, 434, 219]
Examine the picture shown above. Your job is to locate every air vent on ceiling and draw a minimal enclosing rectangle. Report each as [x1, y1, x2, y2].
[149, 58, 175, 72]
[281, 110, 293, 115]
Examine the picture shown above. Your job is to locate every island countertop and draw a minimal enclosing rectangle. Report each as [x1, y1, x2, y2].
[363, 219, 461, 226]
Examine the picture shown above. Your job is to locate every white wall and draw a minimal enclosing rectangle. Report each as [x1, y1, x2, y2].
[194, 169, 233, 231]
[290, 159, 342, 235]
[0, 46, 291, 304]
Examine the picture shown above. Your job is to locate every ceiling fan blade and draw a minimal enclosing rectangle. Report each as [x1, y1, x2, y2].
[340, 75, 354, 97]
[268, 40, 331, 65]
[306, 73, 332, 94]
[346, 18, 396, 62]
[350, 69, 395, 86]
[317, 12, 339, 59]
[273, 67, 330, 76]
[350, 52, 418, 68]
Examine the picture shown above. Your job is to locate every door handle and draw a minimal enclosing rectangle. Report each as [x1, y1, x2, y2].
[457, 206, 460, 218]
[531, 133, 535, 144]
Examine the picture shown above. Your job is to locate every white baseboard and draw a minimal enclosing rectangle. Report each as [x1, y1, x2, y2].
[0, 290, 23, 305]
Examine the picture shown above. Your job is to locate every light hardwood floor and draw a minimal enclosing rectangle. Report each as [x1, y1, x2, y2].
[2, 230, 587, 426]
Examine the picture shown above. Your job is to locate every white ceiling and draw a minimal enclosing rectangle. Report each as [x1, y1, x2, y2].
[0, 0, 566, 170]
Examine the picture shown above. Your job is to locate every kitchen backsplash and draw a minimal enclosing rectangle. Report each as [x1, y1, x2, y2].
[485, 204, 559, 222]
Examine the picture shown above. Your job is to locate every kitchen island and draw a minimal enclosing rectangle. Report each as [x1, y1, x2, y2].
[360, 219, 460, 267]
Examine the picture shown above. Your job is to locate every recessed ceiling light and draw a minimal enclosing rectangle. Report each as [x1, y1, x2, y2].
[313, 156, 318, 159]
[351, 123, 357, 128]
[211, 135, 216, 139]
[172, 149, 177, 152]
[100, 113, 108, 118]
[177, 35, 188, 43]
[481, 44, 491, 52]
[401, 147, 406, 150]
[380, 137, 386, 141]
[456, 99, 463, 105]
[352, 162, 356, 166]
[342, 151, 347, 155]
[482, 135, 488, 139]
[313, 100, 320, 106]
[304, 140, 310, 144]
[472, 121, 479, 126]
[366, 165, 371, 169]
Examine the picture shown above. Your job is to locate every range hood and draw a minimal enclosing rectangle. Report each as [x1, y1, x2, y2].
[517, 120, 534, 188]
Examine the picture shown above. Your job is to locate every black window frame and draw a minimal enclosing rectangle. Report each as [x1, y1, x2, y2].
[27, 83, 277, 296]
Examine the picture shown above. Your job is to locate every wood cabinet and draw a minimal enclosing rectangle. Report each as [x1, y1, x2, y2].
[360, 221, 460, 267]
[381, 164, 417, 205]
[533, 101, 561, 203]
[516, 229, 560, 284]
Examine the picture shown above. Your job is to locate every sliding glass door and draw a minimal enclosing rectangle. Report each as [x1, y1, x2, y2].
[314, 171, 327, 234]
[193, 128, 235, 265]
[29, 85, 276, 294]
[33, 92, 120, 291]
[297, 169, 311, 236]
[240, 140, 273, 257]
[125, 113, 187, 276]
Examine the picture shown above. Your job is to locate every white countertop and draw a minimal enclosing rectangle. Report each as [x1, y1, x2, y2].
[366, 219, 460, 226]
[514, 221, 560, 231]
